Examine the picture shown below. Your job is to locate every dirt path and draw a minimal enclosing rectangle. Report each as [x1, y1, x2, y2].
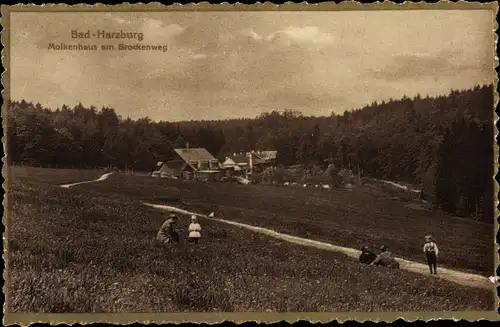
[144, 202, 494, 290]
[60, 172, 114, 188]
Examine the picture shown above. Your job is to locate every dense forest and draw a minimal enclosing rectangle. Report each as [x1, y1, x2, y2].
[5, 84, 495, 221]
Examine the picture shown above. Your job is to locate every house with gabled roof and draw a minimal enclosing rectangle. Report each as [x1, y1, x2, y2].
[253, 150, 278, 164]
[220, 150, 278, 175]
[220, 154, 247, 176]
[151, 160, 186, 179]
[152, 143, 222, 180]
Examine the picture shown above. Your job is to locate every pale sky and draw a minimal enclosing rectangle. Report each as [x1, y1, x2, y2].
[10, 10, 496, 121]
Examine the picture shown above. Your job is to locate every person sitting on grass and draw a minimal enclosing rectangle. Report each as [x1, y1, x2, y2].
[423, 234, 439, 274]
[156, 214, 179, 245]
[188, 215, 202, 244]
[359, 245, 377, 264]
[370, 245, 400, 269]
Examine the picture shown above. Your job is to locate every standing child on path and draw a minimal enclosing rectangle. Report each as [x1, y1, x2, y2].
[188, 215, 202, 244]
[423, 234, 439, 274]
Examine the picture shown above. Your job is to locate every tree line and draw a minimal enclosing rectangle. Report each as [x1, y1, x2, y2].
[6, 84, 495, 221]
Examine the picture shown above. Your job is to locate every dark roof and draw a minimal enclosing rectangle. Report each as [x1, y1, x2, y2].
[251, 156, 267, 165]
[230, 155, 248, 164]
[159, 160, 186, 171]
[161, 160, 185, 169]
[156, 160, 186, 175]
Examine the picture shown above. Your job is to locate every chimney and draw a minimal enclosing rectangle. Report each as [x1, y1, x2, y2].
[186, 142, 190, 151]
[248, 151, 253, 173]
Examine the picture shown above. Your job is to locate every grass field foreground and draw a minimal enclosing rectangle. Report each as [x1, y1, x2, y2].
[83, 173, 495, 275]
[5, 167, 495, 312]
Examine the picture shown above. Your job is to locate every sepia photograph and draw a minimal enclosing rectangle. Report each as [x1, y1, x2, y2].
[2, 2, 498, 323]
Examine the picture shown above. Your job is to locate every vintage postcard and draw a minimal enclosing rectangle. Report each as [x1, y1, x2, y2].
[1, 1, 499, 324]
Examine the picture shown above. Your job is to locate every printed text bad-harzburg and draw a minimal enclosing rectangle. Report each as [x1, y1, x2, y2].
[71, 30, 144, 42]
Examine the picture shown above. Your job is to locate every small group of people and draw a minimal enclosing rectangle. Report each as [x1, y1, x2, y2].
[359, 244, 400, 269]
[155, 212, 441, 276]
[155, 213, 202, 245]
[359, 234, 439, 274]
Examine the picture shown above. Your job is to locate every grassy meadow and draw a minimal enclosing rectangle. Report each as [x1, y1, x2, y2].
[84, 172, 495, 276]
[5, 167, 496, 312]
